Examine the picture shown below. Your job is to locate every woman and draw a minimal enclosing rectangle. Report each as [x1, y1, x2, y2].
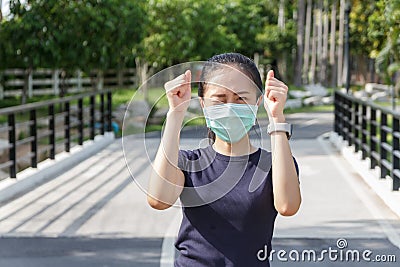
[147, 53, 301, 266]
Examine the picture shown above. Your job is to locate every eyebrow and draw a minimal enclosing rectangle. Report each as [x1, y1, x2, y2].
[235, 91, 251, 95]
[209, 91, 250, 97]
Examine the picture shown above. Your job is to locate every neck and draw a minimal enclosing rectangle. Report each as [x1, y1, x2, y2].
[213, 135, 257, 156]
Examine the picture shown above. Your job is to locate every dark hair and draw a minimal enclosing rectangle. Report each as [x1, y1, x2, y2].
[198, 52, 263, 98]
[198, 53, 263, 143]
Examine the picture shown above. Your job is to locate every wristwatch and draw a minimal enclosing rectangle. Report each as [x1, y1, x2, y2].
[267, 123, 293, 140]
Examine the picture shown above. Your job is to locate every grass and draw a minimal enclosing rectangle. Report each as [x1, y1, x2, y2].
[285, 104, 334, 114]
[373, 100, 400, 110]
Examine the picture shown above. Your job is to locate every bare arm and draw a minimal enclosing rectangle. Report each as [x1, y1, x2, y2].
[270, 123, 301, 216]
[147, 70, 192, 210]
[264, 71, 301, 216]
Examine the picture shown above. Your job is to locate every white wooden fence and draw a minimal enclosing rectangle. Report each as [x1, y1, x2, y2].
[0, 68, 137, 99]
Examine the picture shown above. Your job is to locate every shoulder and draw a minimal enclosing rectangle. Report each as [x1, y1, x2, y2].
[178, 146, 214, 171]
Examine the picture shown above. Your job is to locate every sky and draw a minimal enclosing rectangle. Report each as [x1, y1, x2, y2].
[1, 0, 10, 18]
[1, 0, 27, 19]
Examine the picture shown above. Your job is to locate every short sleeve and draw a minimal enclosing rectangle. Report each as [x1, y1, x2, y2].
[178, 149, 189, 171]
[292, 156, 300, 183]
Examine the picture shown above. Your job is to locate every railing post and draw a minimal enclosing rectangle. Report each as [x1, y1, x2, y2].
[107, 91, 112, 132]
[0, 71, 4, 100]
[97, 70, 104, 91]
[53, 69, 60, 96]
[334, 92, 340, 134]
[49, 104, 55, 159]
[344, 97, 347, 141]
[30, 109, 37, 168]
[28, 69, 33, 98]
[78, 98, 84, 145]
[90, 95, 95, 139]
[77, 70, 82, 92]
[100, 92, 105, 135]
[393, 116, 400, 190]
[340, 93, 345, 137]
[380, 112, 388, 178]
[353, 101, 360, 151]
[361, 103, 368, 159]
[370, 107, 378, 169]
[345, 97, 351, 144]
[8, 113, 16, 178]
[65, 101, 70, 152]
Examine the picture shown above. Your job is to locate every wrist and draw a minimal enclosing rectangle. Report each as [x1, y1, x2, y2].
[167, 109, 186, 117]
[267, 122, 292, 140]
[271, 114, 286, 123]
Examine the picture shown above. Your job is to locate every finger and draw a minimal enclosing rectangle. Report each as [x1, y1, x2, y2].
[184, 70, 191, 83]
[176, 73, 186, 80]
[267, 70, 274, 80]
[265, 78, 287, 88]
[165, 71, 192, 94]
[266, 91, 287, 102]
[266, 86, 288, 98]
[265, 86, 288, 94]
[165, 78, 187, 91]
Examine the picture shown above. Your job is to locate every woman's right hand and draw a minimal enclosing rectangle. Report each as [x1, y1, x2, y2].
[164, 70, 192, 112]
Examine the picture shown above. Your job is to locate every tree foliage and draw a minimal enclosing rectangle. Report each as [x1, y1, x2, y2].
[373, 0, 400, 87]
[0, 0, 398, 87]
[0, 0, 146, 70]
[142, 0, 239, 67]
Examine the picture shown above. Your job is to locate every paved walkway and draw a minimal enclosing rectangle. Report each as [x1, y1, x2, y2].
[0, 112, 399, 266]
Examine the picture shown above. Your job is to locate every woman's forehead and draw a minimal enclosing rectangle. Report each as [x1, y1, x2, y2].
[205, 68, 258, 95]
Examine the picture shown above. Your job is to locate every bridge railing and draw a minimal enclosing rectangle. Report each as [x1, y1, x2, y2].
[0, 90, 112, 178]
[334, 90, 400, 191]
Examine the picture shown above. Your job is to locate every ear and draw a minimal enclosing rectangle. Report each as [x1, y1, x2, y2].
[199, 97, 205, 109]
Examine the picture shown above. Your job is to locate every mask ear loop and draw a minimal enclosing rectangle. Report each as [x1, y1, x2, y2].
[248, 88, 272, 193]
[200, 96, 220, 145]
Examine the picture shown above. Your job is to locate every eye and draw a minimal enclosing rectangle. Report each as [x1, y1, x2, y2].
[211, 99, 225, 104]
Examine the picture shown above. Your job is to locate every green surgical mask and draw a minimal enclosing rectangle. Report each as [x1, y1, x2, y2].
[203, 103, 258, 143]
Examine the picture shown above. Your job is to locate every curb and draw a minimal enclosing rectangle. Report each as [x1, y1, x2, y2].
[329, 132, 400, 219]
[0, 132, 115, 205]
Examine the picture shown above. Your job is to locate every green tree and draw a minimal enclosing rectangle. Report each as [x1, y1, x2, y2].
[349, 0, 385, 58]
[255, 0, 296, 80]
[0, 0, 146, 71]
[223, 0, 264, 57]
[373, 0, 400, 89]
[142, 0, 239, 68]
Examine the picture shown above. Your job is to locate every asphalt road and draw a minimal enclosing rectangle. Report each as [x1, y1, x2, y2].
[1, 111, 399, 267]
[0, 237, 398, 267]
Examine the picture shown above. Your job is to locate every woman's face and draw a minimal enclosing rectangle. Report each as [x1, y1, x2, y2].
[200, 67, 261, 108]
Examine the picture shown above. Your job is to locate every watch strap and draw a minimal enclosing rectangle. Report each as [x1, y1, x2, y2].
[267, 123, 292, 140]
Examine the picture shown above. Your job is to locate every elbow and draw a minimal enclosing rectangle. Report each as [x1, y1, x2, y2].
[278, 206, 299, 216]
[147, 195, 172, 210]
[276, 200, 301, 217]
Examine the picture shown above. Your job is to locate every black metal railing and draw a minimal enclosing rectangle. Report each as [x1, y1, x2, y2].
[0, 90, 112, 178]
[334, 90, 400, 191]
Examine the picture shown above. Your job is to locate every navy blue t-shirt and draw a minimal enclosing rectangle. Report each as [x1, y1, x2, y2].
[174, 145, 299, 267]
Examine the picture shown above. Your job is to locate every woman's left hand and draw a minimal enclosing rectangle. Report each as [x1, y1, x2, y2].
[264, 70, 288, 123]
